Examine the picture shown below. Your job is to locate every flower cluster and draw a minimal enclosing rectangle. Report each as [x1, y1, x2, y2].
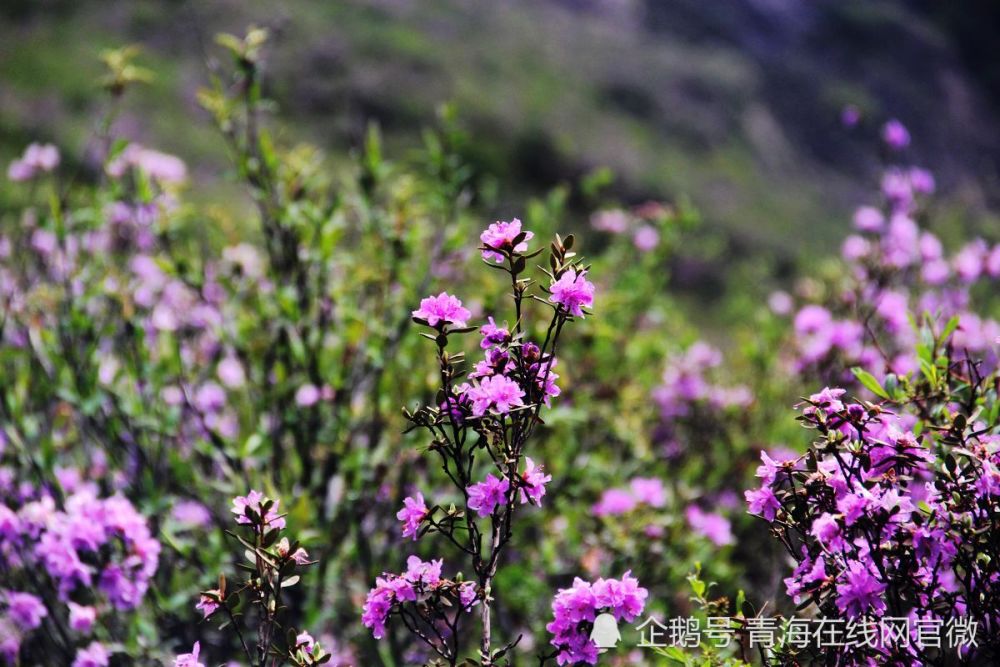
[369, 223, 604, 663]
[106, 143, 188, 184]
[0, 474, 159, 665]
[653, 342, 752, 422]
[592, 477, 667, 517]
[651, 342, 752, 459]
[362, 556, 478, 640]
[747, 380, 1000, 663]
[545, 572, 648, 665]
[783, 120, 1000, 386]
[7, 143, 60, 181]
[589, 201, 672, 253]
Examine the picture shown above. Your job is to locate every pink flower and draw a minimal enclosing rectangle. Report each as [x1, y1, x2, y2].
[519, 458, 552, 506]
[881, 119, 910, 151]
[853, 206, 884, 232]
[546, 572, 648, 665]
[466, 374, 525, 416]
[216, 356, 246, 389]
[171, 500, 212, 529]
[404, 555, 443, 586]
[295, 631, 316, 650]
[592, 489, 637, 517]
[841, 104, 861, 127]
[7, 143, 60, 181]
[591, 209, 630, 234]
[467, 474, 510, 517]
[108, 144, 187, 184]
[745, 486, 780, 522]
[685, 506, 734, 546]
[479, 317, 510, 349]
[295, 383, 320, 407]
[632, 225, 659, 252]
[231, 490, 286, 530]
[6, 591, 47, 631]
[196, 590, 220, 618]
[480, 218, 534, 262]
[549, 269, 595, 317]
[396, 493, 429, 540]
[811, 512, 843, 549]
[68, 602, 97, 633]
[72, 642, 109, 667]
[835, 562, 886, 618]
[412, 292, 471, 328]
[629, 478, 666, 508]
[174, 642, 205, 667]
[459, 581, 479, 609]
[768, 290, 793, 315]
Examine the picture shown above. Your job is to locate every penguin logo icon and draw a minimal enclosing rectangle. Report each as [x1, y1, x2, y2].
[589, 612, 621, 653]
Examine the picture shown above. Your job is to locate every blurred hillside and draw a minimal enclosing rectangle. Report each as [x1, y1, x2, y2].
[2, 0, 1000, 278]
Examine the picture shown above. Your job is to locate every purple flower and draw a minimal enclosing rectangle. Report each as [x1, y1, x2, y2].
[479, 317, 510, 349]
[591, 209, 630, 234]
[632, 225, 659, 252]
[480, 218, 534, 262]
[546, 573, 647, 665]
[216, 356, 246, 389]
[30, 229, 57, 256]
[5, 591, 47, 631]
[841, 104, 861, 127]
[881, 119, 910, 151]
[396, 493, 429, 540]
[72, 642, 109, 667]
[412, 292, 471, 328]
[0, 618, 19, 664]
[107, 144, 187, 184]
[841, 234, 869, 262]
[852, 206, 885, 232]
[835, 562, 886, 618]
[467, 474, 510, 517]
[196, 590, 221, 618]
[629, 478, 666, 508]
[768, 290, 793, 315]
[174, 642, 205, 667]
[954, 240, 987, 283]
[685, 505, 734, 546]
[466, 374, 525, 416]
[404, 555, 443, 586]
[193, 382, 226, 414]
[171, 500, 212, 529]
[755, 450, 785, 486]
[519, 458, 552, 506]
[745, 487, 780, 522]
[68, 601, 97, 633]
[909, 167, 935, 195]
[459, 581, 478, 609]
[276, 537, 310, 564]
[362, 584, 395, 639]
[549, 269, 595, 317]
[7, 143, 60, 181]
[231, 490, 286, 531]
[295, 383, 320, 407]
[810, 512, 843, 549]
[803, 387, 846, 416]
[592, 489, 638, 517]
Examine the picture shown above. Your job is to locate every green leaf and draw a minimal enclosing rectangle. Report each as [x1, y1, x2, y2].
[851, 368, 889, 400]
[939, 315, 960, 344]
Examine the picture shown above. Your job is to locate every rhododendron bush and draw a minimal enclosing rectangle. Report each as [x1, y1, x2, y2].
[1, 26, 999, 667]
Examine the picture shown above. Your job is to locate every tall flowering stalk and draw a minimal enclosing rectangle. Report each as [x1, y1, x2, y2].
[190, 490, 328, 667]
[363, 221, 594, 664]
